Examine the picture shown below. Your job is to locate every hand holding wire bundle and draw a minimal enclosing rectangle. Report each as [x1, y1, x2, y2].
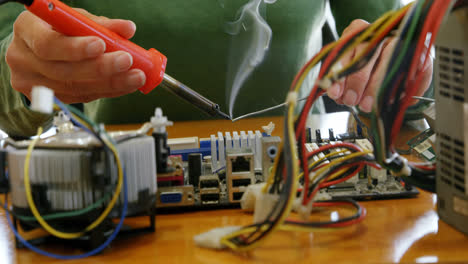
[206, 0, 446, 251]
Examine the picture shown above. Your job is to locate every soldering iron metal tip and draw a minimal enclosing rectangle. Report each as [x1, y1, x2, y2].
[217, 110, 231, 120]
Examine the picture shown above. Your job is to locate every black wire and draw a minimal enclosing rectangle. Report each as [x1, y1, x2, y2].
[346, 106, 372, 141]
[401, 164, 436, 193]
[230, 108, 296, 247]
[285, 198, 363, 227]
[293, 26, 376, 190]
[269, 152, 284, 194]
[378, 0, 434, 162]
[385, 0, 433, 125]
[453, 0, 468, 10]
[248, 108, 296, 244]
[307, 156, 375, 197]
[335, 45, 381, 80]
[294, 25, 373, 127]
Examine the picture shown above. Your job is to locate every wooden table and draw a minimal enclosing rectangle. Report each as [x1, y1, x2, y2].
[2, 115, 468, 264]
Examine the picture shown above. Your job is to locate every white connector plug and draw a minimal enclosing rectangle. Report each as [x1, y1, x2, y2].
[390, 156, 412, 177]
[240, 183, 266, 211]
[150, 107, 173, 133]
[261, 122, 275, 136]
[253, 193, 280, 224]
[193, 226, 242, 249]
[293, 192, 332, 220]
[53, 111, 75, 133]
[30, 86, 54, 114]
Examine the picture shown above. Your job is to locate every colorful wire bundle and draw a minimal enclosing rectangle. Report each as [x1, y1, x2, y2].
[372, 0, 452, 170]
[219, 0, 455, 251]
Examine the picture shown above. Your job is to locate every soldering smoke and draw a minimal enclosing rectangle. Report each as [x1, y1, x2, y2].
[225, 0, 276, 119]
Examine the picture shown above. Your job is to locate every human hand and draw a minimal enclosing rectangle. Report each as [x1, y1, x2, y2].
[6, 9, 146, 104]
[326, 19, 433, 112]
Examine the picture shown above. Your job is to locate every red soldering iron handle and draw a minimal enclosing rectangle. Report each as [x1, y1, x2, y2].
[26, 0, 167, 94]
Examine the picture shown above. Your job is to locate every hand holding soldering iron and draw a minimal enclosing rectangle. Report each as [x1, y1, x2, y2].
[6, 8, 145, 104]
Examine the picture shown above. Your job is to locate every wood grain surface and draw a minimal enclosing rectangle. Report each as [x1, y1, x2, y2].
[1, 115, 467, 264]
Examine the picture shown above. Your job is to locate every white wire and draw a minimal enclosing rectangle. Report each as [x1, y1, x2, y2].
[231, 96, 309, 122]
[412, 96, 434, 102]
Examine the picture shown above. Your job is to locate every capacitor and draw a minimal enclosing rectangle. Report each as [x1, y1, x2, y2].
[315, 129, 322, 143]
[188, 153, 202, 186]
[328, 128, 335, 141]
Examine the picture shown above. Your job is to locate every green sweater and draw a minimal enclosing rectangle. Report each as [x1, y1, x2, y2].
[0, 0, 399, 137]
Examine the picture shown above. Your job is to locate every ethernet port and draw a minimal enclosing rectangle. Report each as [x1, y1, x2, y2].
[232, 156, 250, 172]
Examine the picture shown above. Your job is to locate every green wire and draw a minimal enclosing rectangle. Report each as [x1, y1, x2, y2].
[379, 0, 424, 98]
[14, 193, 111, 222]
[371, 0, 424, 165]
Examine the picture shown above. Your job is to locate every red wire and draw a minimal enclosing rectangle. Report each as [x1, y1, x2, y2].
[296, 28, 370, 207]
[390, 0, 452, 143]
[320, 207, 367, 228]
[313, 201, 367, 228]
[287, 43, 334, 207]
[306, 142, 363, 160]
[319, 164, 365, 188]
[289, 42, 334, 92]
[297, 7, 408, 139]
[296, 27, 363, 137]
[303, 161, 371, 205]
[302, 143, 363, 205]
[287, 200, 367, 228]
[410, 163, 436, 171]
[291, 7, 404, 207]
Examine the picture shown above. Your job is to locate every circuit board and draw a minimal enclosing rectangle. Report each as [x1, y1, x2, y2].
[155, 116, 419, 211]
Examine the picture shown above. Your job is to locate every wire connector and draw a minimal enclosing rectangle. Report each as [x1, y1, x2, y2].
[317, 78, 332, 90]
[150, 107, 173, 133]
[330, 62, 343, 75]
[390, 156, 412, 177]
[53, 111, 75, 133]
[286, 91, 298, 105]
[240, 183, 266, 211]
[294, 192, 331, 220]
[30, 86, 54, 114]
[253, 193, 280, 223]
[261, 122, 275, 136]
[193, 226, 242, 249]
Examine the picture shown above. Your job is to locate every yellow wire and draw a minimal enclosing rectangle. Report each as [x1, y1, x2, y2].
[296, 149, 350, 181]
[222, 96, 299, 251]
[325, 10, 396, 79]
[327, 167, 352, 181]
[24, 127, 124, 239]
[293, 43, 337, 93]
[280, 223, 351, 232]
[328, 3, 412, 80]
[216, 3, 410, 251]
[289, 9, 389, 98]
[310, 151, 371, 184]
[262, 145, 284, 194]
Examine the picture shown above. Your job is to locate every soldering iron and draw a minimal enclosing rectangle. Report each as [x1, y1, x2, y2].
[0, 0, 231, 120]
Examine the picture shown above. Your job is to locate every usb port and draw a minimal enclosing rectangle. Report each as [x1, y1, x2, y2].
[201, 193, 220, 204]
[200, 179, 219, 189]
[233, 192, 244, 201]
[232, 178, 251, 187]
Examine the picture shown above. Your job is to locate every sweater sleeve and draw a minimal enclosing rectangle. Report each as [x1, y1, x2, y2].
[0, 5, 52, 138]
